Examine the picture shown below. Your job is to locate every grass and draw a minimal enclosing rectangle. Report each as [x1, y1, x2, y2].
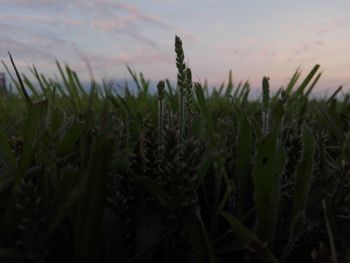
[0, 36, 349, 262]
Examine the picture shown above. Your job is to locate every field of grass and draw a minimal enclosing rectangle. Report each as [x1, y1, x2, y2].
[0, 36, 349, 263]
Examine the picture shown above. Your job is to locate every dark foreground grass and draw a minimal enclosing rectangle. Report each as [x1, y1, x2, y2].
[0, 36, 349, 262]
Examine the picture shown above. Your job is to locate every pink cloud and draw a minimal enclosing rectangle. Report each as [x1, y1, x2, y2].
[0, 13, 82, 27]
[315, 17, 348, 34]
[80, 1, 197, 46]
[241, 37, 257, 45]
[1, 0, 198, 53]
[260, 46, 276, 59]
[90, 19, 128, 32]
[95, 52, 171, 68]
[314, 40, 324, 46]
[107, 2, 176, 31]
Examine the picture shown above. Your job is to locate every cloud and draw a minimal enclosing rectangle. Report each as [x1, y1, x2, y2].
[0, 22, 80, 73]
[0, 36, 77, 80]
[315, 17, 348, 34]
[0, 0, 56, 6]
[76, 48, 172, 71]
[0, 1, 193, 51]
[260, 46, 276, 59]
[241, 37, 257, 45]
[0, 14, 82, 27]
[83, 1, 195, 48]
[90, 2, 182, 32]
[0, 37, 52, 60]
[0, 0, 182, 75]
[314, 40, 324, 46]
[89, 17, 159, 49]
[291, 39, 327, 60]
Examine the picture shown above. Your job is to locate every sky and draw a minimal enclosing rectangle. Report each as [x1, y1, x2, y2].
[1, 0, 350, 92]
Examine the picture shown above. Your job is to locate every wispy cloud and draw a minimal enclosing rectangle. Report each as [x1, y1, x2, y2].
[315, 17, 348, 34]
[76, 49, 172, 71]
[83, 1, 194, 49]
[0, 14, 82, 27]
[0, 0, 180, 78]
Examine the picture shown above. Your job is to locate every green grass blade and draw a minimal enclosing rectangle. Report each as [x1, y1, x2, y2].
[319, 107, 345, 143]
[0, 128, 17, 177]
[1, 99, 48, 237]
[293, 64, 320, 97]
[57, 121, 84, 156]
[194, 82, 215, 140]
[236, 114, 253, 218]
[73, 112, 115, 263]
[195, 208, 218, 263]
[127, 65, 142, 92]
[56, 60, 69, 88]
[233, 81, 242, 98]
[45, 170, 82, 237]
[285, 68, 301, 95]
[66, 65, 83, 110]
[304, 72, 322, 97]
[254, 136, 286, 245]
[18, 100, 48, 175]
[284, 123, 315, 258]
[22, 74, 40, 99]
[1, 60, 21, 95]
[221, 211, 279, 263]
[8, 52, 32, 105]
[327, 86, 343, 105]
[254, 102, 286, 244]
[224, 70, 234, 97]
[262, 77, 270, 135]
[30, 65, 49, 99]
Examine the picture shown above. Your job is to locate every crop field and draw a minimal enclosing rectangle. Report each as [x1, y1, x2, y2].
[0, 36, 349, 262]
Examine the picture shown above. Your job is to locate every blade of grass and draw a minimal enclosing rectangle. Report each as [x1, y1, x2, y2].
[285, 68, 301, 95]
[221, 211, 279, 263]
[194, 82, 215, 140]
[236, 114, 253, 218]
[0, 128, 17, 177]
[1, 99, 48, 237]
[319, 107, 345, 143]
[254, 101, 286, 245]
[304, 72, 322, 97]
[327, 86, 343, 105]
[283, 123, 315, 259]
[8, 52, 31, 105]
[322, 199, 339, 263]
[73, 110, 115, 263]
[56, 120, 84, 156]
[127, 65, 142, 92]
[22, 74, 40, 99]
[293, 64, 320, 97]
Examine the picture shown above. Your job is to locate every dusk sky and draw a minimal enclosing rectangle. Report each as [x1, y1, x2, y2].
[1, 0, 350, 92]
